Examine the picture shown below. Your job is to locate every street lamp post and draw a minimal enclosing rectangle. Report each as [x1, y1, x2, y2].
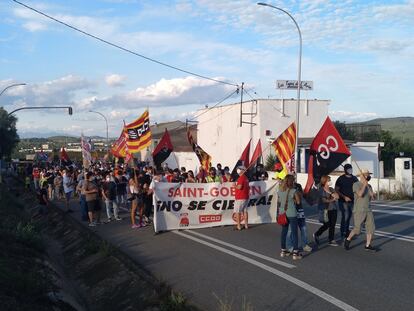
[89, 110, 109, 157]
[257, 2, 302, 174]
[0, 83, 26, 97]
[8, 106, 73, 116]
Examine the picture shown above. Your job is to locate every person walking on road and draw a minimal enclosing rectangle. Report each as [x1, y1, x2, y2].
[286, 182, 312, 253]
[278, 174, 302, 260]
[314, 175, 339, 246]
[76, 172, 88, 222]
[129, 171, 145, 229]
[344, 169, 376, 252]
[62, 170, 75, 213]
[335, 164, 358, 239]
[234, 166, 250, 230]
[83, 172, 101, 227]
[102, 173, 121, 222]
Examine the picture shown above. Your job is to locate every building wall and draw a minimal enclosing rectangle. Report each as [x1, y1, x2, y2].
[197, 99, 330, 168]
[163, 152, 201, 172]
[350, 142, 384, 178]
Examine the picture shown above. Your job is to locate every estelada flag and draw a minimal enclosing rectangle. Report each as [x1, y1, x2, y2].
[152, 129, 173, 169]
[124, 110, 152, 153]
[231, 139, 251, 179]
[304, 117, 351, 193]
[187, 129, 211, 171]
[111, 128, 128, 158]
[60, 147, 72, 166]
[81, 133, 92, 165]
[272, 122, 296, 169]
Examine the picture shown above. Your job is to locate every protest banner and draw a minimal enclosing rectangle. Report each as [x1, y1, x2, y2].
[153, 180, 278, 232]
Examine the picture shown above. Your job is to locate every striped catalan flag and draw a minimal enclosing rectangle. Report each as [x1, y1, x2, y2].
[111, 128, 128, 158]
[272, 122, 296, 165]
[124, 110, 152, 153]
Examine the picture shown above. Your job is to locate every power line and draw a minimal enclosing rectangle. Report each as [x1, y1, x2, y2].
[12, 0, 239, 88]
[244, 88, 286, 115]
[188, 87, 240, 121]
[153, 88, 240, 133]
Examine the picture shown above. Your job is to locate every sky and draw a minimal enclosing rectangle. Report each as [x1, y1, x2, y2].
[1, 0, 413, 138]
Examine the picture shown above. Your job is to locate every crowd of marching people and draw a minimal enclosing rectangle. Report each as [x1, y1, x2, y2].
[23, 161, 268, 227]
[19, 158, 376, 260]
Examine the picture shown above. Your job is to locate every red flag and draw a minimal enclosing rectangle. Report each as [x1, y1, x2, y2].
[250, 139, 262, 165]
[152, 129, 173, 169]
[304, 117, 351, 193]
[231, 139, 251, 177]
[125, 152, 133, 164]
[60, 147, 72, 166]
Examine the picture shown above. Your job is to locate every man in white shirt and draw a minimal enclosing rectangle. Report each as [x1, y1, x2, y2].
[62, 170, 75, 213]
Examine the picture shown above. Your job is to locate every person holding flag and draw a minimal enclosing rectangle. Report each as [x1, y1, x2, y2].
[335, 164, 358, 239]
[344, 169, 377, 252]
[273, 162, 287, 181]
[234, 166, 250, 231]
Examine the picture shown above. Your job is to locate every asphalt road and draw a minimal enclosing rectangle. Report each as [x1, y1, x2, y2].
[60, 198, 414, 311]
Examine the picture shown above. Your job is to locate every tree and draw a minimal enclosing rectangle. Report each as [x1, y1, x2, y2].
[264, 153, 277, 171]
[0, 107, 19, 159]
[333, 121, 355, 140]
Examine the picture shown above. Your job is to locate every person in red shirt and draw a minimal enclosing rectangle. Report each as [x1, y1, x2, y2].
[234, 166, 250, 230]
[32, 167, 40, 190]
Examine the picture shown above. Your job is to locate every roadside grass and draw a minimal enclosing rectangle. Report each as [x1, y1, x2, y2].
[156, 279, 196, 311]
[1, 179, 199, 311]
[0, 186, 54, 311]
[214, 291, 254, 311]
[379, 189, 412, 200]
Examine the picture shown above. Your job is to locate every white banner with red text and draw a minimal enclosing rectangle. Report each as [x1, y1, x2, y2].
[153, 181, 278, 232]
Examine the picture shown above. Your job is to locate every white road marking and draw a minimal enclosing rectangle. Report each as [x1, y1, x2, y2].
[173, 230, 359, 311]
[306, 219, 414, 243]
[372, 209, 414, 217]
[371, 203, 414, 210]
[185, 230, 296, 269]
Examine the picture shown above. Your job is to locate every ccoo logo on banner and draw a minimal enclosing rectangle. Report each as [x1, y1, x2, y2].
[153, 181, 278, 232]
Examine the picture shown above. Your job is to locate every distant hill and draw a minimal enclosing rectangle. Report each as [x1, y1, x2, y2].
[353, 117, 414, 143]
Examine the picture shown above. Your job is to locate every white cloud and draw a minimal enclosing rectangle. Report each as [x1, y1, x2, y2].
[105, 74, 126, 87]
[22, 21, 47, 32]
[329, 110, 381, 122]
[121, 76, 236, 107]
[373, 0, 414, 23]
[0, 75, 93, 111]
[13, 6, 119, 36]
[88, 76, 237, 110]
[108, 110, 130, 119]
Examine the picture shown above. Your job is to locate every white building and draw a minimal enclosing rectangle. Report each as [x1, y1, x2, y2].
[196, 98, 330, 171]
[350, 142, 384, 178]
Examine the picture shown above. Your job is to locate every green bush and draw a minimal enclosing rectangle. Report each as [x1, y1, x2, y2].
[264, 154, 277, 171]
[15, 221, 44, 251]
